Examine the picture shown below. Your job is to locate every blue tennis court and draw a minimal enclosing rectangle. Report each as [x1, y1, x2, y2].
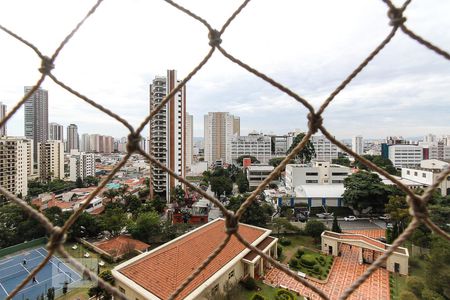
[0, 247, 82, 300]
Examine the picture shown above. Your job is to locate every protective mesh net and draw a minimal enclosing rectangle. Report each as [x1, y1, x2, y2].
[0, 0, 449, 299]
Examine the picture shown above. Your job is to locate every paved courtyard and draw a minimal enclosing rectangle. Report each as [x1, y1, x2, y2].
[264, 230, 389, 300]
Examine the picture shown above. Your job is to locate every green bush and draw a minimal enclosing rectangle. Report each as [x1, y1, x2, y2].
[280, 238, 291, 246]
[277, 245, 283, 258]
[316, 256, 326, 266]
[289, 258, 298, 269]
[406, 276, 425, 296]
[251, 294, 266, 300]
[296, 247, 304, 258]
[421, 288, 445, 300]
[300, 254, 317, 267]
[241, 277, 257, 291]
[399, 291, 418, 300]
[275, 289, 295, 300]
[408, 257, 420, 268]
[313, 265, 321, 274]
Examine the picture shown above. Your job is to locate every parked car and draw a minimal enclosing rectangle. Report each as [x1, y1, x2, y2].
[344, 216, 357, 221]
[378, 214, 391, 221]
[386, 223, 394, 229]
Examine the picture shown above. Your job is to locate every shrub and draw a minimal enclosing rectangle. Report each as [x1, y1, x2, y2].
[289, 258, 298, 269]
[317, 255, 326, 266]
[251, 294, 266, 300]
[421, 288, 445, 300]
[241, 277, 257, 291]
[280, 238, 291, 246]
[277, 245, 283, 258]
[408, 257, 420, 268]
[313, 265, 321, 274]
[296, 247, 304, 258]
[300, 254, 317, 267]
[406, 276, 425, 296]
[275, 289, 295, 300]
[304, 220, 326, 238]
[399, 291, 418, 300]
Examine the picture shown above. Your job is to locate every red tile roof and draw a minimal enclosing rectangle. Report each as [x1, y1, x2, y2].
[243, 236, 276, 261]
[118, 219, 267, 299]
[95, 236, 150, 258]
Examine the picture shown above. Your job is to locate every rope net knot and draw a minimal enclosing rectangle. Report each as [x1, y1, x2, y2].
[47, 226, 66, 251]
[126, 132, 141, 153]
[39, 56, 55, 74]
[388, 7, 406, 27]
[208, 29, 222, 47]
[407, 196, 429, 220]
[225, 211, 239, 235]
[307, 112, 323, 134]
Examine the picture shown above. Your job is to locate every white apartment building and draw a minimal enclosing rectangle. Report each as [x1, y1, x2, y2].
[38, 140, 64, 182]
[419, 141, 450, 161]
[285, 161, 351, 192]
[231, 132, 272, 164]
[401, 159, 450, 196]
[0, 137, 32, 197]
[69, 151, 95, 181]
[246, 165, 275, 190]
[352, 136, 363, 155]
[80, 133, 90, 152]
[311, 135, 338, 162]
[388, 144, 423, 168]
[204, 112, 239, 165]
[67, 124, 79, 152]
[149, 70, 186, 203]
[186, 113, 193, 169]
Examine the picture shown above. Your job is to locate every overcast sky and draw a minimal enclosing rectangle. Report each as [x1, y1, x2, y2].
[0, 0, 449, 140]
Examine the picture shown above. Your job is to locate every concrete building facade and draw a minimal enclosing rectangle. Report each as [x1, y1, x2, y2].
[186, 113, 193, 169]
[148, 70, 186, 203]
[24, 87, 48, 161]
[231, 133, 272, 164]
[401, 159, 450, 196]
[352, 135, 363, 155]
[48, 122, 64, 142]
[67, 124, 79, 152]
[0, 137, 32, 197]
[0, 102, 6, 136]
[69, 151, 95, 181]
[204, 112, 239, 165]
[38, 140, 64, 182]
[388, 144, 423, 168]
[311, 135, 338, 162]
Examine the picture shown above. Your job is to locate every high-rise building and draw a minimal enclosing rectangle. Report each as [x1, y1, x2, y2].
[231, 132, 272, 164]
[0, 102, 7, 136]
[0, 137, 32, 197]
[24, 87, 48, 160]
[81, 133, 90, 152]
[48, 122, 64, 142]
[388, 144, 423, 168]
[148, 70, 186, 203]
[67, 124, 79, 152]
[186, 113, 193, 168]
[311, 135, 338, 162]
[69, 151, 95, 181]
[352, 136, 363, 155]
[38, 140, 64, 182]
[204, 112, 239, 164]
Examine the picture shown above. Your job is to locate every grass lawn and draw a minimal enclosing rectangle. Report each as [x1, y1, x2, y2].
[57, 287, 91, 300]
[237, 280, 305, 300]
[288, 249, 333, 281]
[62, 242, 117, 274]
[390, 256, 427, 300]
[278, 235, 319, 264]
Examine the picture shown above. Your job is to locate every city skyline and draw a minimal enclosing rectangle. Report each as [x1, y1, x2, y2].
[0, 0, 449, 140]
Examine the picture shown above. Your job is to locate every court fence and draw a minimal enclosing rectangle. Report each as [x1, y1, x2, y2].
[0, 238, 48, 258]
[0, 0, 449, 299]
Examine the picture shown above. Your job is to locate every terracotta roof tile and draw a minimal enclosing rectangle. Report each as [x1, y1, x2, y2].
[118, 219, 266, 299]
[95, 236, 150, 258]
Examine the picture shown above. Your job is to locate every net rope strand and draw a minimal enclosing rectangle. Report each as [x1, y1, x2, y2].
[0, 0, 449, 299]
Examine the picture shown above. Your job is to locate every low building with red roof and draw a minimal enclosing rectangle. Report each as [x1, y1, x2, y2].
[112, 218, 278, 300]
[93, 235, 150, 262]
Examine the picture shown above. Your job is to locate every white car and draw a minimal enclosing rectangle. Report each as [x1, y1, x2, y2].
[344, 216, 357, 221]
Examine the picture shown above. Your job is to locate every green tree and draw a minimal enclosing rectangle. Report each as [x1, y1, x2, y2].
[44, 206, 65, 227]
[226, 195, 271, 227]
[67, 212, 101, 240]
[103, 189, 119, 201]
[130, 211, 161, 243]
[385, 195, 409, 233]
[354, 155, 398, 175]
[171, 185, 186, 208]
[426, 236, 450, 297]
[100, 208, 127, 236]
[272, 218, 299, 235]
[236, 171, 249, 193]
[343, 171, 395, 213]
[305, 220, 326, 241]
[210, 176, 233, 198]
[286, 133, 315, 163]
[124, 194, 141, 213]
[150, 195, 166, 214]
[331, 215, 341, 233]
[332, 157, 351, 167]
[75, 177, 84, 188]
[88, 270, 115, 300]
[84, 176, 99, 186]
[236, 155, 259, 166]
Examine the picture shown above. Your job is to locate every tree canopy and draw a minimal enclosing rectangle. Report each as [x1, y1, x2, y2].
[236, 155, 259, 165]
[286, 133, 315, 163]
[226, 195, 273, 227]
[353, 155, 398, 175]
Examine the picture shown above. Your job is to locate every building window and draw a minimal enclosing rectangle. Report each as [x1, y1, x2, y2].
[406, 170, 410, 175]
[228, 270, 235, 279]
[414, 171, 418, 176]
[119, 287, 126, 294]
[422, 173, 426, 178]
[211, 284, 219, 296]
[305, 172, 318, 176]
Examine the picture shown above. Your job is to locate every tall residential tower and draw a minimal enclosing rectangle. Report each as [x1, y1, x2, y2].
[148, 70, 186, 203]
[24, 87, 48, 160]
